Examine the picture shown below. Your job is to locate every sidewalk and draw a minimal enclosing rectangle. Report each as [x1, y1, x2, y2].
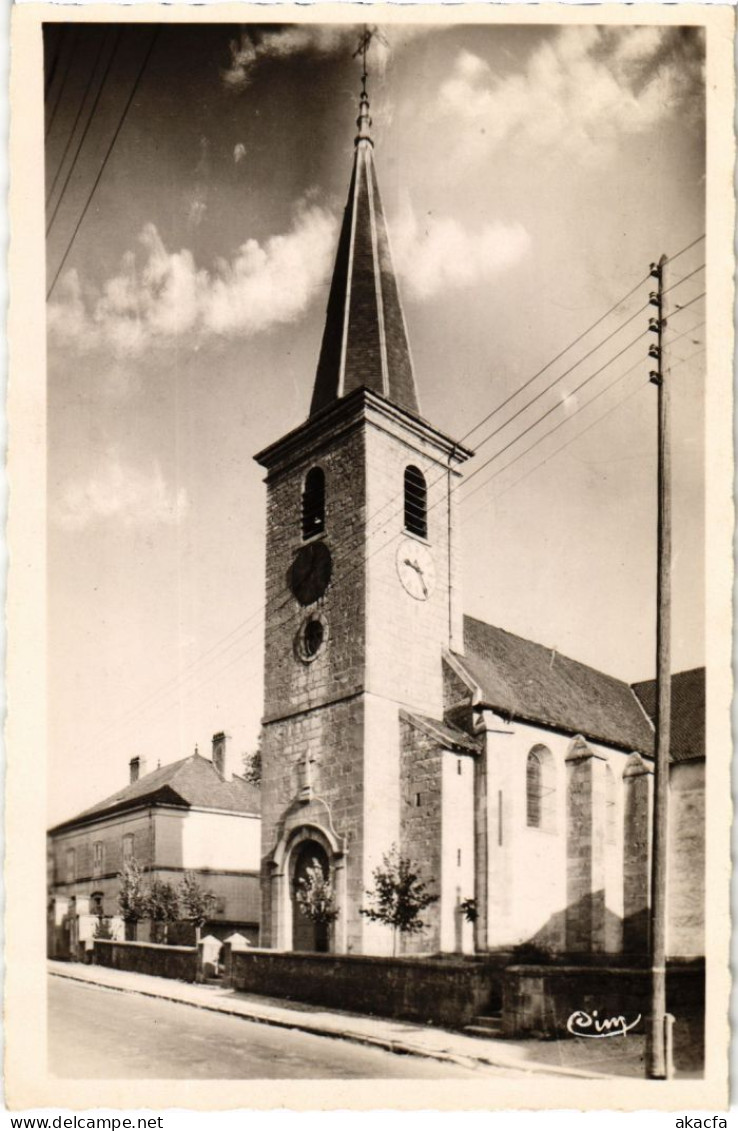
[49, 960, 640, 1079]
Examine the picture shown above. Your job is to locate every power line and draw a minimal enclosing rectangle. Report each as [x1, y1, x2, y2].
[462, 343, 706, 521]
[45, 27, 78, 140]
[44, 27, 66, 100]
[46, 28, 123, 240]
[468, 301, 649, 458]
[46, 29, 110, 209]
[461, 272, 649, 444]
[47, 27, 160, 302]
[663, 263, 704, 297]
[665, 233, 705, 266]
[461, 329, 648, 495]
[461, 328, 705, 511]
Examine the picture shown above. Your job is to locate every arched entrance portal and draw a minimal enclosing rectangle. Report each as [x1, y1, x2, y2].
[291, 839, 330, 953]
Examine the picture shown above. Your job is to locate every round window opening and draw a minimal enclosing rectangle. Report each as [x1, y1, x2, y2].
[297, 615, 327, 662]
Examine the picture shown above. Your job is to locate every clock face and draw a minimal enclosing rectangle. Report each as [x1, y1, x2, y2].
[396, 539, 435, 601]
[290, 541, 332, 606]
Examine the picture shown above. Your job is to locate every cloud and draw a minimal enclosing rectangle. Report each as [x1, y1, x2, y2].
[54, 451, 188, 531]
[233, 142, 247, 165]
[48, 203, 339, 355]
[436, 26, 704, 164]
[393, 204, 531, 301]
[222, 24, 430, 90]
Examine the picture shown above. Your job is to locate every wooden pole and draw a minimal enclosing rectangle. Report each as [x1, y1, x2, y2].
[646, 253, 671, 1080]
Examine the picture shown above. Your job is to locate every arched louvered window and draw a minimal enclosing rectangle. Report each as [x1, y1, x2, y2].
[605, 763, 617, 846]
[526, 750, 542, 828]
[302, 467, 325, 540]
[404, 465, 427, 538]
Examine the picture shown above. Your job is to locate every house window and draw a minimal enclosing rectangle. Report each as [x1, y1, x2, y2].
[92, 841, 104, 878]
[65, 848, 76, 884]
[415, 792, 422, 808]
[90, 892, 104, 916]
[122, 834, 134, 864]
[302, 467, 325, 539]
[457, 849, 462, 866]
[605, 764, 617, 846]
[404, 466, 427, 539]
[526, 744, 556, 832]
[457, 760, 463, 775]
[526, 751, 542, 828]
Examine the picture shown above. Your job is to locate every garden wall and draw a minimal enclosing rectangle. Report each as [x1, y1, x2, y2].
[502, 961, 704, 1043]
[94, 939, 198, 982]
[225, 949, 504, 1027]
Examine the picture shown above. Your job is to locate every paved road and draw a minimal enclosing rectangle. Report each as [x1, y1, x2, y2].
[49, 976, 494, 1080]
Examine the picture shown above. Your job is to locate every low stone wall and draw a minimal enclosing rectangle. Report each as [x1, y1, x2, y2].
[94, 939, 199, 982]
[502, 962, 705, 1041]
[226, 949, 504, 1027]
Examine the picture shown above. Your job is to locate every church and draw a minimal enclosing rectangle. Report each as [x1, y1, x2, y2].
[254, 79, 705, 961]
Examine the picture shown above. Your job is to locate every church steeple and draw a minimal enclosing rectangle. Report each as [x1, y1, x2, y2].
[309, 71, 420, 419]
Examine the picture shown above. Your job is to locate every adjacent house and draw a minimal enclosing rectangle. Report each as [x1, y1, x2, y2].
[47, 733, 261, 952]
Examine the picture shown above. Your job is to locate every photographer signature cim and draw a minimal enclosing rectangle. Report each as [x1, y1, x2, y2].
[566, 1009, 642, 1038]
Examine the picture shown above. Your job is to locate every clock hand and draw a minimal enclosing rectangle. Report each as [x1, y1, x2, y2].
[404, 558, 422, 573]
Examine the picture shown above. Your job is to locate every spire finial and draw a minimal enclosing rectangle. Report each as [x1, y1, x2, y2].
[353, 27, 374, 146]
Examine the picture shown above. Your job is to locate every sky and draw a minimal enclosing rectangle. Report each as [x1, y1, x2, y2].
[45, 19, 707, 825]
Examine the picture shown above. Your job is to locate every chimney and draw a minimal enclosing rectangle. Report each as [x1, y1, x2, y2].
[129, 756, 146, 784]
[212, 732, 232, 781]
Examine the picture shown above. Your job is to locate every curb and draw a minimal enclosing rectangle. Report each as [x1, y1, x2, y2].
[49, 965, 604, 1080]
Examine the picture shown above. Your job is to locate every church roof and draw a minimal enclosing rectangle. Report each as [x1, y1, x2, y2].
[631, 667, 705, 763]
[309, 87, 420, 419]
[453, 616, 656, 755]
[401, 710, 481, 753]
[48, 753, 261, 834]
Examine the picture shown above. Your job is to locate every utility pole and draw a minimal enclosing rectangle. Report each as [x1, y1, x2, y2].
[646, 253, 672, 1080]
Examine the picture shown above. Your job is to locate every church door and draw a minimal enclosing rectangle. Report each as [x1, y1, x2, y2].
[291, 840, 330, 953]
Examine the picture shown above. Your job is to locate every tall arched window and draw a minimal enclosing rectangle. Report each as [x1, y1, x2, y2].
[527, 744, 556, 832]
[404, 465, 427, 538]
[605, 763, 617, 846]
[526, 750, 542, 828]
[302, 467, 325, 539]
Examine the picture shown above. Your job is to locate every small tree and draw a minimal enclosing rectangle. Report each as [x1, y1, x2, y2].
[242, 739, 262, 787]
[360, 845, 438, 955]
[146, 878, 180, 943]
[117, 858, 148, 929]
[179, 871, 217, 939]
[295, 860, 339, 926]
[460, 896, 478, 924]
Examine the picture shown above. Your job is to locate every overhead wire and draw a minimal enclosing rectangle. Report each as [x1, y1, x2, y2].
[46, 28, 123, 240]
[47, 27, 160, 301]
[45, 27, 79, 140]
[460, 321, 706, 510]
[46, 29, 110, 209]
[462, 343, 706, 523]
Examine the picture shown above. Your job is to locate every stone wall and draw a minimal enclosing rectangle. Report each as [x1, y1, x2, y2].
[668, 762, 705, 958]
[227, 948, 503, 1027]
[399, 715, 443, 953]
[93, 939, 198, 982]
[502, 962, 704, 1045]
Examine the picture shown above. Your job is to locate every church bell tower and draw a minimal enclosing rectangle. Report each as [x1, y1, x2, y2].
[255, 69, 473, 955]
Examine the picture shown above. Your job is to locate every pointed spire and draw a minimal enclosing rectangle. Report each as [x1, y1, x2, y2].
[309, 65, 420, 419]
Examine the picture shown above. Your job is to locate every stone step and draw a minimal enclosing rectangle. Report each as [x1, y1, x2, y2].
[464, 1023, 505, 1040]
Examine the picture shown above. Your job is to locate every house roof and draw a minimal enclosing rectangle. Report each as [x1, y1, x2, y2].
[631, 668, 705, 763]
[309, 88, 420, 420]
[453, 616, 655, 755]
[48, 753, 261, 834]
